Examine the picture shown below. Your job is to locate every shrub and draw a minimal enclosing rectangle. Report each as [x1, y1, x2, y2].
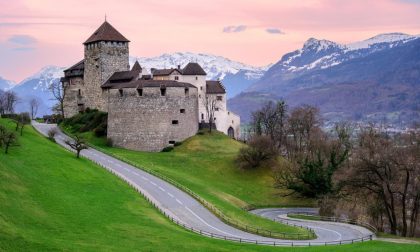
[106, 138, 113, 147]
[47, 128, 57, 142]
[93, 122, 107, 137]
[161, 146, 174, 152]
[236, 135, 278, 169]
[197, 131, 205, 135]
[174, 142, 182, 147]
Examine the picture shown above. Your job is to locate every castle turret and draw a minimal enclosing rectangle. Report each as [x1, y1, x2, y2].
[83, 21, 130, 111]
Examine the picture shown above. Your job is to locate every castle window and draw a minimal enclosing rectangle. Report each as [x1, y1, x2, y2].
[200, 86, 203, 90]
[119, 89, 123, 97]
[137, 88, 143, 96]
[169, 140, 175, 144]
[78, 89, 81, 96]
[214, 117, 216, 121]
[184, 88, 189, 96]
[175, 76, 179, 81]
[160, 87, 166, 96]
[201, 113, 204, 120]
[216, 96, 223, 101]
[180, 109, 185, 113]
[199, 94, 201, 98]
[172, 120, 179, 125]
[195, 76, 198, 80]
[215, 108, 219, 111]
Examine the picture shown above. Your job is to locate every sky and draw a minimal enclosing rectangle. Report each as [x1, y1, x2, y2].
[0, 0, 420, 82]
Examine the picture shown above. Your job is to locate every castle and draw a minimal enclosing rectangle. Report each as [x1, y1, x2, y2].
[61, 21, 240, 151]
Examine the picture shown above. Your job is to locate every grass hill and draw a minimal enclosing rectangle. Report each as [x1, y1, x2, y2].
[62, 112, 315, 237]
[1, 119, 419, 251]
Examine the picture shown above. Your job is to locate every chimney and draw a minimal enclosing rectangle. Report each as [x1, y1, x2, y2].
[177, 64, 181, 70]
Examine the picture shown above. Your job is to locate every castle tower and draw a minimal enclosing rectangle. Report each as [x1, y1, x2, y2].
[83, 21, 130, 111]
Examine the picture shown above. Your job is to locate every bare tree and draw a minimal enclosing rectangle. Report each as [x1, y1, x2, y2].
[29, 98, 40, 119]
[14, 113, 31, 136]
[65, 135, 88, 158]
[251, 101, 288, 149]
[49, 80, 67, 119]
[345, 126, 420, 236]
[202, 95, 220, 133]
[3, 131, 18, 154]
[0, 91, 19, 115]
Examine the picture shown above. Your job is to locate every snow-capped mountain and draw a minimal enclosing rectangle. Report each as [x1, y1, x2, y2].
[10, 52, 268, 116]
[0, 77, 15, 90]
[258, 33, 420, 81]
[231, 33, 420, 127]
[130, 52, 268, 81]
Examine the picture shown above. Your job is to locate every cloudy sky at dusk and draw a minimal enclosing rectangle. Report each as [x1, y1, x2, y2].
[1, 0, 420, 82]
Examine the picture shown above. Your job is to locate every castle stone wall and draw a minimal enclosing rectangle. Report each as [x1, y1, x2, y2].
[63, 76, 84, 118]
[84, 41, 129, 112]
[107, 86, 199, 151]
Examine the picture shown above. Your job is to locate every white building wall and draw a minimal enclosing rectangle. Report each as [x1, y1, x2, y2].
[179, 75, 207, 121]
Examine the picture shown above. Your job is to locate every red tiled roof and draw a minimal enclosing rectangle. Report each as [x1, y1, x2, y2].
[84, 21, 129, 44]
[206, 80, 226, 94]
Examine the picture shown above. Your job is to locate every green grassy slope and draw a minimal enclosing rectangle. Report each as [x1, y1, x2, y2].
[1, 119, 419, 251]
[65, 125, 315, 237]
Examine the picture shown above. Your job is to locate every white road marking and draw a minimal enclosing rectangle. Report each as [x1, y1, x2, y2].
[124, 167, 130, 172]
[158, 186, 166, 192]
[141, 176, 148, 181]
[167, 192, 174, 198]
[150, 181, 157, 186]
[185, 206, 238, 238]
[133, 172, 139, 176]
[176, 199, 183, 205]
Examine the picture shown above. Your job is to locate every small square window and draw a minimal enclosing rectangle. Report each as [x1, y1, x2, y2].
[215, 108, 219, 111]
[169, 140, 175, 144]
[180, 109, 185, 113]
[184, 88, 189, 95]
[216, 96, 222, 101]
[175, 76, 179, 81]
[160, 88, 166, 96]
[137, 88, 143, 96]
[172, 120, 179, 125]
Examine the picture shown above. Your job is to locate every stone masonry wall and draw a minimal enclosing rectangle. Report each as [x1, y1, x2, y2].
[63, 76, 84, 118]
[83, 41, 129, 112]
[107, 86, 199, 151]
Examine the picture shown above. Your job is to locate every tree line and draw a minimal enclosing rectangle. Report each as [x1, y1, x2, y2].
[237, 101, 419, 237]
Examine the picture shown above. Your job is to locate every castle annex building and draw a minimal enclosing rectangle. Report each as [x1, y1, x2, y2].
[61, 21, 240, 151]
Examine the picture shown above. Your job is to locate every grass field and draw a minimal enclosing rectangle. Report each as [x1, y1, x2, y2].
[1, 119, 419, 251]
[62, 123, 316, 237]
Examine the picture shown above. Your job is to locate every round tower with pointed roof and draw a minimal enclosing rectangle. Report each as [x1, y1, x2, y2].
[83, 20, 130, 111]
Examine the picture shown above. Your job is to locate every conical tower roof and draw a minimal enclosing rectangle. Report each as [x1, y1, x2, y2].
[84, 21, 130, 44]
[131, 61, 142, 72]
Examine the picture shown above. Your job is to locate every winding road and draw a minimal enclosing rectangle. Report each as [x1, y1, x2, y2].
[33, 122, 374, 246]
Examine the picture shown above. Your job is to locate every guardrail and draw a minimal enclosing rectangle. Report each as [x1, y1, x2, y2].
[57, 125, 315, 240]
[287, 212, 378, 234]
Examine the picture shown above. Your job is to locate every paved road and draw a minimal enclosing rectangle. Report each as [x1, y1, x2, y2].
[32, 122, 374, 246]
